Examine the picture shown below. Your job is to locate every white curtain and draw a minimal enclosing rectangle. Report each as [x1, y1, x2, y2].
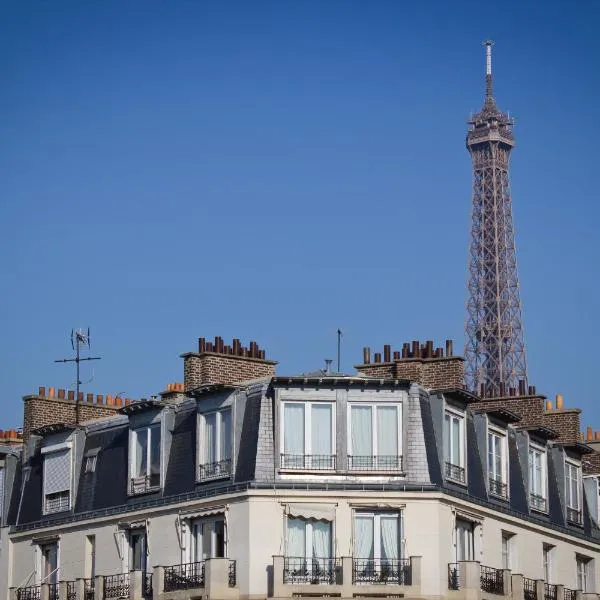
[452, 418, 460, 464]
[220, 410, 232, 461]
[284, 404, 305, 455]
[312, 521, 331, 558]
[136, 429, 147, 477]
[204, 414, 216, 464]
[377, 407, 398, 457]
[354, 516, 374, 559]
[287, 518, 306, 560]
[312, 405, 332, 457]
[351, 407, 372, 456]
[380, 516, 398, 561]
[444, 414, 451, 462]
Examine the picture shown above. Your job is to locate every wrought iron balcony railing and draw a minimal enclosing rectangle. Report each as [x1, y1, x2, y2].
[83, 578, 95, 600]
[228, 560, 237, 587]
[104, 573, 130, 600]
[445, 462, 466, 483]
[198, 459, 232, 481]
[66, 582, 76, 600]
[280, 454, 336, 470]
[524, 577, 538, 600]
[283, 557, 340, 585]
[480, 565, 504, 595]
[448, 563, 460, 590]
[545, 583, 558, 600]
[129, 473, 160, 495]
[567, 507, 582, 525]
[352, 558, 411, 585]
[348, 455, 403, 472]
[529, 493, 547, 512]
[48, 584, 58, 600]
[564, 588, 577, 600]
[44, 491, 71, 514]
[164, 562, 206, 591]
[489, 477, 508, 499]
[143, 572, 153, 598]
[16, 587, 40, 600]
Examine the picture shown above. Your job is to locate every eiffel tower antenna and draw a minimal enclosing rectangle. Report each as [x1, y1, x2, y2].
[464, 41, 528, 397]
[54, 328, 102, 424]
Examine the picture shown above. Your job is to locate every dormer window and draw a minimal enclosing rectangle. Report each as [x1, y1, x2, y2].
[130, 424, 161, 494]
[528, 444, 547, 512]
[488, 429, 508, 498]
[42, 443, 72, 514]
[444, 410, 466, 483]
[565, 461, 582, 524]
[198, 409, 232, 481]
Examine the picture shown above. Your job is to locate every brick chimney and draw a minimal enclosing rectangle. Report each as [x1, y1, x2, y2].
[160, 382, 186, 404]
[542, 394, 581, 444]
[22, 387, 132, 443]
[355, 339, 464, 389]
[0, 429, 24, 448]
[181, 336, 278, 391]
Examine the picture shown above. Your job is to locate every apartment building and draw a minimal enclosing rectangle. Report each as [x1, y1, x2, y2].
[2, 336, 600, 600]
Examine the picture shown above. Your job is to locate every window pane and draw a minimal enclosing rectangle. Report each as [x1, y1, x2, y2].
[312, 521, 332, 559]
[220, 410, 232, 461]
[452, 418, 461, 465]
[377, 407, 398, 456]
[444, 415, 451, 462]
[204, 414, 217, 463]
[150, 426, 161, 476]
[215, 519, 226, 558]
[380, 516, 399, 560]
[135, 429, 148, 477]
[287, 518, 306, 557]
[354, 515, 374, 559]
[351, 406, 373, 456]
[311, 404, 332, 456]
[284, 404, 305, 455]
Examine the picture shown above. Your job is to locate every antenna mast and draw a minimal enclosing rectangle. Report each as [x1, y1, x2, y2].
[337, 329, 343, 373]
[54, 328, 102, 424]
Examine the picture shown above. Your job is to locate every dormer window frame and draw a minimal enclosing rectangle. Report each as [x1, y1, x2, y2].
[197, 407, 233, 482]
[565, 458, 583, 525]
[487, 425, 509, 499]
[528, 442, 548, 513]
[42, 441, 73, 515]
[444, 407, 466, 485]
[129, 421, 162, 496]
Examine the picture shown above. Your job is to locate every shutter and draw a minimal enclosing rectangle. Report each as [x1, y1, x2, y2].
[44, 449, 71, 494]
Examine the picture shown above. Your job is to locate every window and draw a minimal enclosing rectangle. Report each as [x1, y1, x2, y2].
[191, 516, 227, 560]
[282, 402, 334, 470]
[444, 411, 465, 482]
[84, 455, 97, 474]
[43, 446, 72, 514]
[130, 425, 161, 494]
[354, 512, 401, 560]
[348, 404, 402, 471]
[41, 542, 58, 584]
[565, 461, 582, 524]
[576, 556, 592, 592]
[501, 533, 513, 570]
[455, 518, 474, 561]
[129, 529, 147, 572]
[488, 430, 508, 498]
[199, 409, 232, 480]
[528, 446, 547, 511]
[543, 544, 554, 583]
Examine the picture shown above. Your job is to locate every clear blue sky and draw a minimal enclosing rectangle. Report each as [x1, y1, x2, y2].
[1, 1, 599, 430]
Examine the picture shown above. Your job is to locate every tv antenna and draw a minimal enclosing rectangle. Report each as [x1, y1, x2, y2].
[54, 328, 102, 424]
[337, 328, 343, 373]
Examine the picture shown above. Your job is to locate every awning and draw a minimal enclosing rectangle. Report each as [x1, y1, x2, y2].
[286, 503, 336, 522]
[179, 505, 227, 520]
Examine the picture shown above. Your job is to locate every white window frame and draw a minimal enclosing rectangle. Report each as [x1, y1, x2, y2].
[42, 443, 73, 515]
[488, 428, 508, 497]
[454, 518, 475, 562]
[281, 401, 336, 470]
[353, 511, 403, 560]
[84, 455, 97, 474]
[528, 444, 547, 511]
[347, 403, 403, 470]
[189, 515, 228, 561]
[543, 544, 554, 583]
[565, 460, 582, 522]
[286, 516, 333, 559]
[129, 423, 162, 493]
[198, 408, 233, 480]
[39, 541, 60, 585]
[501, 532, 514, 570]
[444, 409, 466, 481]
[576, 556, 591, 592]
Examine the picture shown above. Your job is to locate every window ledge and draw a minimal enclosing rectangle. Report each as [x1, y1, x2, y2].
[128, 486, 161, 497]
[529, 506, 549, 516]
[489, 492, 509, 501]
[197, 474, 231, 484]
[446, 476, 468, 487]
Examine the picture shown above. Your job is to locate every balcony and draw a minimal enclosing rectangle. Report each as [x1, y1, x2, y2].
[489, 477, 508, 499]
[480, 565, 504, 595]
[348, 455, 403, 472]
[567, 507, 582, 525]
[280, 454, 336, 471]
[198, 459, 232, 481]
[529, 493, 547, 512]
[129, 473, 160, 495]
[545, 584, 558, 600]
[163, 562, 205, 591]
[524, 577, 538, 600]
[103, 573, 130, 599]
[271, 555, 421, 598]
[445, 461, 466, 483]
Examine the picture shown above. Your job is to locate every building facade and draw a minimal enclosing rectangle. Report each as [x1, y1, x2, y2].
[1, 337, 600, 600]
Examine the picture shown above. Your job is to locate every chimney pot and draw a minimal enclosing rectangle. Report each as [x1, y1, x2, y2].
[363, 347, 371, 364]
[445, 339, 453, 357]
[596, 431, 600, 441]
[546, 400, 553, 411]
[58, 388, 65, 399]
[38, 386, 46, 397]
[587, 426, 593, 441]
[499, 382, 506, 396]
[77, 392, 83, 401]
[374, 352, 382, 363]
[68, 390, 75, 401]
[412, 341, 420, 358]
[556, 394, 564, 410]
[48, 387, 55, 398]
[97, 394, 103, 405]
[198, 337, 206, 353]
[383, 345, 391, 362]
[86, 393, 93, 403]
[518, 380, 526, 395]
[393, 351, 400, 360]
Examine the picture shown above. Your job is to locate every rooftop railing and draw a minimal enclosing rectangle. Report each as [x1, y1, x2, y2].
[448, 563, 460, 590]
[198, 459, 232, 481]
[480, 565, 504, 595]
[280, 455, 336, 470]
[163, 562, 206, 592]
[352, 558, 411, 585]
[283, 557, 340, 585]
[348, 456, 403, 472]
